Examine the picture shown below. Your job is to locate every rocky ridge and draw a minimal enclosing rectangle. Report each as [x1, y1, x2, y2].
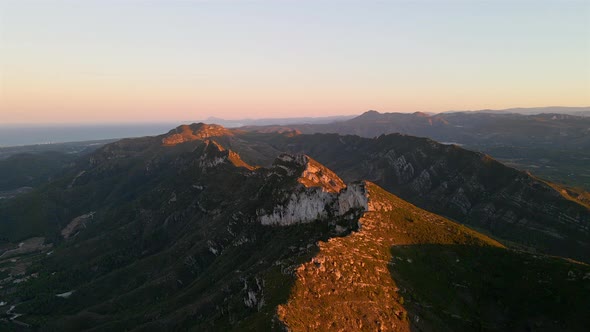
[162, 123, 236, 146]
[243, 132, 590, 262]
[197, 139, 255, 171]
[2, 124, 590, 331]
[277, 182, 505, 331]
[257, 154, 367, 226]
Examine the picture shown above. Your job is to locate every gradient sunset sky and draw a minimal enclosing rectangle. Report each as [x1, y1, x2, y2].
[1, 0, 589, 124]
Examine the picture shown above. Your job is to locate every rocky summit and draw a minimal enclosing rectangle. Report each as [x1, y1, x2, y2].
[162, 123, 237, 146]
[0, 124, 589, 331]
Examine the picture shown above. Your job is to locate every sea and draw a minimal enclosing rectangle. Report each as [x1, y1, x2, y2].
[0, 123, 183, 147]
[0, 115, 354, 147]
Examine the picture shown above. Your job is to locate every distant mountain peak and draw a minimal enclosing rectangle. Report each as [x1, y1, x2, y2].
[162, 123, 235, 146]
[358, 110, 381, 118]
[412, 111, 430, 117]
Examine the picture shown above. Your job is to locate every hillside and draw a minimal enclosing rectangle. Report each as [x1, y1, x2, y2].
[0, 124, 588, 330]
[280, 183, 590, 331]
[241, 110, 590, 190]
[1, 125, 588, 263]
[203, 130, 590, 263]
[242, 110, 590, 150]
[0, 135, 367, 329]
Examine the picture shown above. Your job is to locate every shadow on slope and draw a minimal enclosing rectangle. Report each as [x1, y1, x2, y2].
[389, 244, 590, 332]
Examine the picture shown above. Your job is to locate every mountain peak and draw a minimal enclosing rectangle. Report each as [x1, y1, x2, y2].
[357, 110, 381, 119]
[412, 111, 430, 117]
[299, 155, 346, 193]
[162, 123, 234, 146]
[273, 154, 346, 193]
[259, 155, 366, 226]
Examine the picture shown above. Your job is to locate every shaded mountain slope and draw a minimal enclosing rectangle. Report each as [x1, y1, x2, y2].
[1, 137, 366, 330]
[242, 110, 590, 150]
[241, 110, 590, 189]
[0, 124, 589, 331]
[0, 152, 77, 192]
[208, 131, 590, 263]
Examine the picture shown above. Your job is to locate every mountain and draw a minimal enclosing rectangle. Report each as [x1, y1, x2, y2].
[280, 182, 590, 331]
[240, 110, 590, 190]
[242, 110, 590, 150]
[0, 124, 589, 331]
[200, 115, 356, 128]
[205, 129, 590, 263]
[460, 106, 590, 117]
[0, 152, 74, 193]
[2, 124, 588, 260]
[0, 140, 117, 200]
[0, 138, 365, 330]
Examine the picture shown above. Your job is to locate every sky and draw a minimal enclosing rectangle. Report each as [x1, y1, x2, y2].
[0, 0, 589, 124]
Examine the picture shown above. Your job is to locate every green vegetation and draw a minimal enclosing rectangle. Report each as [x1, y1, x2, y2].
[234, 132, 590, 263]
[0, 152, 76, 191]
[0, 125, 588, 331]
[480, 146, 590, 191]
[390, 244, 590, 331]
[0, 138, 361, 330]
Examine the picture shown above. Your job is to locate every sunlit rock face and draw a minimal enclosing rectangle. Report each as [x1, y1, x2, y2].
[258, 154, 367, 226]
[197, 140, 255, 170]
[297, 156, 346, 193]
[162, 123, 235, 146]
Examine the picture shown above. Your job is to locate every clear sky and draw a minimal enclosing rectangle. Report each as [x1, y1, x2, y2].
[1, 0, 589, 123]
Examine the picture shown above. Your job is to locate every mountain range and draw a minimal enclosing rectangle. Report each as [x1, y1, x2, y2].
[240, 110, 590, 190]
[0, 123, 589, 330]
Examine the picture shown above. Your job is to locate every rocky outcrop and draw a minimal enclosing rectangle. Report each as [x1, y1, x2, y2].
[258, 155, 367, 226]
[258, 184, 368, 226]
[61, 212, 95, 239]
[162, 123, 235, 146]
[256, 133, 590, 262]
[296, 155, 346, 193]
[198, 140, 255, 170]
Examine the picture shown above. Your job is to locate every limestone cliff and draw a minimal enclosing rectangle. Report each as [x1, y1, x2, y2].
[257, 154, 366, 226]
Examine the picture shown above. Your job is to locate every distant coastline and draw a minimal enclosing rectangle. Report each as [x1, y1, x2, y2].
[0, 115, 355, 147]
[0, 123, 179, 147]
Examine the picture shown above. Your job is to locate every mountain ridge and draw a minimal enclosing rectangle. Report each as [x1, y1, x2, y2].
[238, 109, 590, 190]
[0, 124, 589, 331]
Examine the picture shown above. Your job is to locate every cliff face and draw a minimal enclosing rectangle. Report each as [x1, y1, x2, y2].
[257, 154, 366, 226]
